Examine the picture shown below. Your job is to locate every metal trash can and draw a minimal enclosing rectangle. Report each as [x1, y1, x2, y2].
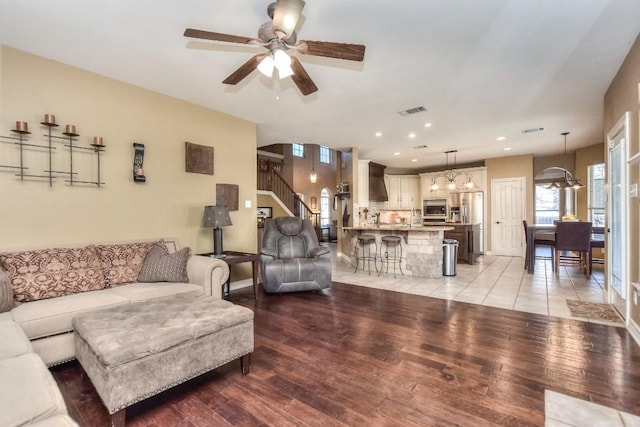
[442, 239, 458, 276]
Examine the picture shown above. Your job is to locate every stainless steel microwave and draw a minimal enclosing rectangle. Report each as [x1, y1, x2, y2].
[423, 199, 446, 216]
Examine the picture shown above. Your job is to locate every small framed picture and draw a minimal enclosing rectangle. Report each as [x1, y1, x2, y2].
[310, 197, 317, 209]
[257, 207, 272, 218]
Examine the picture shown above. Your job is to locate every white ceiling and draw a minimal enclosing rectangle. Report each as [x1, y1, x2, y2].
[1, 0, 639, 171]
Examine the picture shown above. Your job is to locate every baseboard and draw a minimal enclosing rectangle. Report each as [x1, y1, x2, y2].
[229, 278, 254, 291]
[337, 252, 352, 264]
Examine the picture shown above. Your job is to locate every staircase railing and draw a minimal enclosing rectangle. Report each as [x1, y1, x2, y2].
[257, 159, 318, 226]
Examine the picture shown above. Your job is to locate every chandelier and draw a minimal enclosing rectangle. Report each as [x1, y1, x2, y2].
[430, 150, 475, 191]
[547, 132, 583, 190]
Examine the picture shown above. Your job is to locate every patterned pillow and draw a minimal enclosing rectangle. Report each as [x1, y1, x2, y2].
[0, 267, 13, 312]
[0, 246, 106, 303]
[137, 245, 191, 283]
[97, 241, 166, 287]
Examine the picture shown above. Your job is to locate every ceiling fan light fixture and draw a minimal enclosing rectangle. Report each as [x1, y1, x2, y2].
[272, 0, 305, 39]
[273, 49, 291, 68]
[278, 62, 294, 79]
[257, 55, 275, 77]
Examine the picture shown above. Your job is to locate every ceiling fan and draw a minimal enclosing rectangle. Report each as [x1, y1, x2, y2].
[183, 0, 366, 96]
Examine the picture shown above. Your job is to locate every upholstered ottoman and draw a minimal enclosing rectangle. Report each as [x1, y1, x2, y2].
[72, 291, 254, 426]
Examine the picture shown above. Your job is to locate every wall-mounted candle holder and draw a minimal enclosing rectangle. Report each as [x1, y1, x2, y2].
[133, 142, 146, 182]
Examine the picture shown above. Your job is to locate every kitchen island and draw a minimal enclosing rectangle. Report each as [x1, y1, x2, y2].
[342, 225, 454, 278]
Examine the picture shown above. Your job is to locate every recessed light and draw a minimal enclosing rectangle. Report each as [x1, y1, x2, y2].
[496, 136, 506, 141]
[375, 132, 382, 137]
[393, 152, 400, 156]
[408, 132, 416, 138]
[411, 158, 418, 162]
[504, 147, 512, 151]
[424, 123, 432, 128]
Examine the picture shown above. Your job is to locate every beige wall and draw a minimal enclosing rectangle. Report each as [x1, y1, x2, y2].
[604, 34, 640, 324]
[485, 154, 534, 252]
[0, 46, 257, 277]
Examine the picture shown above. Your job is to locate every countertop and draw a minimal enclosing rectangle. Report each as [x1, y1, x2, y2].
[423, 222, 480, 226]
[341, 225, 454, 231]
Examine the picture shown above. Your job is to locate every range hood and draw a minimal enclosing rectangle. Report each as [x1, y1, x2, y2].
[369, 162, 388, 202]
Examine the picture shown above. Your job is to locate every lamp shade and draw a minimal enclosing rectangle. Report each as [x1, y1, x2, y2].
[272, 0, 305, 39]
[201, 206, 232, 228]
[257, 55, 275, 77]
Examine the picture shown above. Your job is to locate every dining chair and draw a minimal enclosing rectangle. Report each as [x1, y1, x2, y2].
[554, 221, 592, 276]
[523, 220, 555, 270]
[589, 226, 605, 274]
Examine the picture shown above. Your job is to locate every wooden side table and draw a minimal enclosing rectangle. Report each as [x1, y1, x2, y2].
[198, 251, 259, 299]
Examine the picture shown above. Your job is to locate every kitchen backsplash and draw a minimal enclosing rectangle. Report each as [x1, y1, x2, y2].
[358, 208, 421, 226]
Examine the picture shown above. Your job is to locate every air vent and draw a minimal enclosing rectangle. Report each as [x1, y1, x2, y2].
[398, 106, 427, 116]
[522, 127, 545, 134]
[413, 145, 428, 149]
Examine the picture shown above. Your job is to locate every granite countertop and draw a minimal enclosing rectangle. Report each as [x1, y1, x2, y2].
[341, 225, 454, 231]
[424, 222, 480, 226]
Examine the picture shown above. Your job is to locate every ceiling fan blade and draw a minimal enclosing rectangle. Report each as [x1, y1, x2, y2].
[184, 28, 260, 45]
[290, 56, 318, 96]
[223, 54, 265, 85]
[297, 40, 365, 62]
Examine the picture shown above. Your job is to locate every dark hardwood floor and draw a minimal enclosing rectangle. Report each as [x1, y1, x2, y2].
[52, 282, 640, 426]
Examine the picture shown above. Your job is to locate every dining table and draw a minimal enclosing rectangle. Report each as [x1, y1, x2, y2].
[525, 224, 605, 274]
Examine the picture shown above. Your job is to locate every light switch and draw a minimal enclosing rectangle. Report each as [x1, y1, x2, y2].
[630, 184, 638, 198]
[244, 200, 252, 208]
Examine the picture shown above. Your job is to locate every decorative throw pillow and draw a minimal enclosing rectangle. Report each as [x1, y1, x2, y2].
[97, 241, 167, 287]
[0, 267, 13, 312]
[137, 245, 191, 283]
[0, 246, 106, 303]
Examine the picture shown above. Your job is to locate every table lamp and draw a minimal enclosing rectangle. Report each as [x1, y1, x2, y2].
[201, 205, 233, 257]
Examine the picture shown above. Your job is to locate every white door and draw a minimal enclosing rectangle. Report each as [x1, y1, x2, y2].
[607, 112, 629, 318]
[491, 177, 525, 256]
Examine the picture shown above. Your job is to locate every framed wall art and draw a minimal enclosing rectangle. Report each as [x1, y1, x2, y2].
[257, 207, 272, 218]
[185, 142, 214, 175]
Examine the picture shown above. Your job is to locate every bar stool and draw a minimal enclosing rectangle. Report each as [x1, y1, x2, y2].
[353, 234, 378, 274]
[379, 235, 404, 278]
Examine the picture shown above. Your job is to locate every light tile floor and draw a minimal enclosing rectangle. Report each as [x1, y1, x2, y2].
[545, 390, 640, 427]
[331, 244, 616, 325]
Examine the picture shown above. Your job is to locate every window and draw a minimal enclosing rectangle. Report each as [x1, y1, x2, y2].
[319, 145, 330, 164]
[320, 188, 331, 227]
[292, 143, 304, 157]
[588, 163, 605, 226]
[535, 184, 559, 224]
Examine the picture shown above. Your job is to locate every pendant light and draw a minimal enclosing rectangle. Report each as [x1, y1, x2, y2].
[429, 150, 475, 191]
[547, 132, 583, 189]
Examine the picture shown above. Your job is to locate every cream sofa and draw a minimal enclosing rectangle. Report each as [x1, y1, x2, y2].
[0, 312, 78, 426]
[0, 238, 229, 366]
[0, 238, 229, 426]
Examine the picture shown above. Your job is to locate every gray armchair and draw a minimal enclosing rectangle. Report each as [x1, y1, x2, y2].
[260, 217, 332, 293]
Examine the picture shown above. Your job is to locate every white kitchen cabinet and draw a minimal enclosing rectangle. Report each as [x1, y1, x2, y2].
[386, 175, 420, 209]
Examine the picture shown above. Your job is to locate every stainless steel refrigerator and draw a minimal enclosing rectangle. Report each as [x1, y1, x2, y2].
[447, 191, 484, 253]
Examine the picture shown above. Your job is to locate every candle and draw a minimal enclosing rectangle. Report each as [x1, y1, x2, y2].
[93, 136, 104, 146]
[15, 121, 28, 132]
[135, 168, 144, 176]
[43, 114, 56, 125]
[65, 124, 76, 134]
